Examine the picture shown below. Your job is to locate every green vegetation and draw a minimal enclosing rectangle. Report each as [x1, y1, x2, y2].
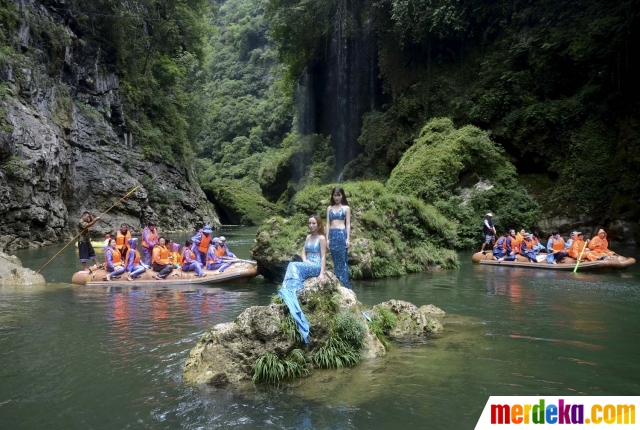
[195, 0, 293, 194]
[1, 155, 29, 180]
[252, 349, 308, 383]
[263, 0, 640, 226]
[253, 286, 367, 384]
[252, 181, 458, 281]
[62, 0, 212, 163]
[387, 118, 540, 247]
[368, 308, 398, 349]
[201, 180, 278, 225]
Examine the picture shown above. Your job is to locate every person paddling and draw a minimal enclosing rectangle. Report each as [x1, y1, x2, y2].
[78, 211, 101, 271]
[481, 213, 497, 253]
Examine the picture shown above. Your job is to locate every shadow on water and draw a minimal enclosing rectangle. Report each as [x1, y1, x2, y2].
[1, 237, 639, 429]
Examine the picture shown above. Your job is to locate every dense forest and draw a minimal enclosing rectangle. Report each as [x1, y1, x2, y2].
[1, 0, 639, 247]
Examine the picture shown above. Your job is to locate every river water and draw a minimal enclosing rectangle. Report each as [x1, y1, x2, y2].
[1, 227, 639, 429]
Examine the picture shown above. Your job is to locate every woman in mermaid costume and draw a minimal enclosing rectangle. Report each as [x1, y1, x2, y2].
[325, 187, 351, 288]
[278, 215, 327, 344]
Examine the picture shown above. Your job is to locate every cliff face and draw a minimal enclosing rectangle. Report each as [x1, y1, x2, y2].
[0, 2, 218, 250]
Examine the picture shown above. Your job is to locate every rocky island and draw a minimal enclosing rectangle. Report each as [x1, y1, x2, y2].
[183, 272, 445, 387]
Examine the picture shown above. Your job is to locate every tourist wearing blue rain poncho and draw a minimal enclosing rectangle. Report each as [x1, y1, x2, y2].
[278, 214, 327, 344]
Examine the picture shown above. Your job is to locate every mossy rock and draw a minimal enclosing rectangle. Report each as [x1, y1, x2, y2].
[202, 180, 279, 226]
[251, 181, 459, 282]
[387, 118, 540, 248]
[183, 273, 445, 387]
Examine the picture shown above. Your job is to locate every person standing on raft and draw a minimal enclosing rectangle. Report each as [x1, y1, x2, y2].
[78, 211, 101, 271]
[115, 223, 131, 259]
[326, 187, 351, 288]
[141, 220, 158, 266]
[481, 213, 497, 254]
[278, 214, 327, 343]
[191, 225, 214, 266]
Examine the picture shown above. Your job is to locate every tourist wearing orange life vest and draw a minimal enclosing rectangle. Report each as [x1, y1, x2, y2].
[152, 237, 174, 280]
[206, 238, 232, 273]
[502, 229, 520, 262]
[116, 223, 132, 258]
[104, 238, 127, 281]
[191, 225, 214, 266]
[181, 239, 205, 277]
[568, 232, 587, 260]
[142, 220, 159, 266]
[545, 230, 569, 264]
[124, 238, 146, 280]
[492, 233, 509, 260]
[520, 233, 538, 262]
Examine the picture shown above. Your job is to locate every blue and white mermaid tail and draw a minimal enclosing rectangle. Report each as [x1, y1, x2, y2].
[329, 228, 350, 288]
[278, 238, 322, 344]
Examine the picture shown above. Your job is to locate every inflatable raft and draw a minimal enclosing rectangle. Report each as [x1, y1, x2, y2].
[71, 262, 258, 286]
[472, 252, 636, 271]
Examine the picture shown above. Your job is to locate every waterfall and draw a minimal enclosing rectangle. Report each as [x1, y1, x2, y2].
[296, 0, 382, 179]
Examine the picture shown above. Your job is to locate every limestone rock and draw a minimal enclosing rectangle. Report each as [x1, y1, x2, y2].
[372, 300, 445, 338]
[0, 251, 46, 286]
[183, 272, 440, 387]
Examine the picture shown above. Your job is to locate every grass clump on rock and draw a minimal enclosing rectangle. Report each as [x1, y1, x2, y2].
[251, 181, 458, 281]
[387, 118, 540, 248]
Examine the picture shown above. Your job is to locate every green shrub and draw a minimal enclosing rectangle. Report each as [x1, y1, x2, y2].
[333, 311, 367, 349]
[252, 349, 308, 383]
[387, 118, 540, 248]
[312, 336, 360, 369]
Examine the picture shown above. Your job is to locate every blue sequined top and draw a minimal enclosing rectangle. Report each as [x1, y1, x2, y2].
[305, 237, 321, 264]
[329, 206, 346, 221]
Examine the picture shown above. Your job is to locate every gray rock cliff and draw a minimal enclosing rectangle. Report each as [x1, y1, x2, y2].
[0, 2, 218, 250]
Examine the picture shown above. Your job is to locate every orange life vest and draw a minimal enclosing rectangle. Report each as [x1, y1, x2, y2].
[510, 238, 521, 254]
[125, 249, 141, 266]
[142, 228, 157, 248]
[215, 246, 226, 258]
[551, 237, 565, 251]
[116, 231, 132, 250]
[105, 247, 122, 266]
[493, 236, 507, 250]
[198, 233, 212, 254]
[152, 245, 170, 265]
[181, 248, 196, 266]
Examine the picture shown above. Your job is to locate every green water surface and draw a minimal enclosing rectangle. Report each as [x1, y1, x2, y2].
[1, 227, 639, 429]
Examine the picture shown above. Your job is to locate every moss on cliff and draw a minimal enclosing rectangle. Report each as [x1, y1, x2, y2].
[386, 118, 540, 248]
[202, 179, 279, 225]
[251, 181, 458, 281]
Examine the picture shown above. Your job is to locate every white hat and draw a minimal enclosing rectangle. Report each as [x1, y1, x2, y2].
[486, 213, 493, 217]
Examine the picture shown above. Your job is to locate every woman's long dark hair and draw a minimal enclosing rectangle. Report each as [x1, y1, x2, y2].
[330, 187, 349, 206]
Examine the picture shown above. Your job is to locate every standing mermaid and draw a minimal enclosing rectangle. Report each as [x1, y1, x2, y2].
[326, 187, 351, 288]
[278, 215, 327, 343]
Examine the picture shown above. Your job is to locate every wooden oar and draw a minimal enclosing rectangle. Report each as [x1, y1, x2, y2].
[222, 257, 257, 265]
[572, 241, 589, 274]
[37, 185, 141, 274]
